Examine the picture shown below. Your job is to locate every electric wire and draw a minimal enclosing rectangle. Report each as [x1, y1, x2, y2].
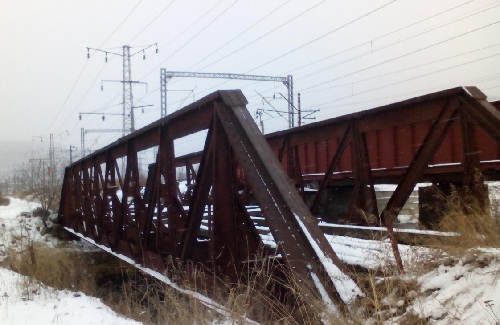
[245, 0, 399, 74]
[42, 0, 145, 137]
[183, 0, 293, 72]
[306, 74, 500, 113]
[308, 51, 500, 110]
[57, 0, 500, 147]
[193, 0, 330, 73]
[53, 63, 107, 133]
[98, 0, 145, 49]
[42, 59, 90, 134]
[128, 0, 177, 45]
[140, 0, 241, 80]
[302, 43, 500, 94]
[299, 19, 500, 92]
[261, 0, 497, 77]
[192, 0, 500, 99]
[160, 0, 225, 50]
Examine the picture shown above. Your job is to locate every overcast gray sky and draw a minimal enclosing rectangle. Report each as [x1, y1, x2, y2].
[1, 0, 499, 170]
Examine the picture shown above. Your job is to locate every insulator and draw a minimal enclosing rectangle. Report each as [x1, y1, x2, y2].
[105, 52, 108, 63]
[102, 116, 105, 121]
[143, 50, 145, 60]
[101, 85, 103, 91]
[79, 114, 82, 120]
[87, 48, 90, 59]
[156, 43, 158, 53]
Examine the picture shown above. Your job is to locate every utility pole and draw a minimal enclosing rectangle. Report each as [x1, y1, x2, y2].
[81, 128, 85, 158]
[298, 93, 301, 127]
[69, 146, 78, 164]
[255, 110, 264, 134]
[49, 133, 55, 187]
[88, 44, 156, 136]
[123, 45, 133, 135]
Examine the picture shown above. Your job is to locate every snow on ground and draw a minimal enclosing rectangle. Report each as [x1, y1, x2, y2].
[0, 266, 142, 325]
[401, 250, 500, 324]
[0, 197, 38, 220]
[326, 235, 433, 270]
[2, 196, 499, 324]
[0, 197, 86, 263]
[0, 197, 141, 325]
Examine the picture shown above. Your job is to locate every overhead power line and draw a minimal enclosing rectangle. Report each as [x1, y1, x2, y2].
[193, 0, 497, 99]
[302, 43, 500, 94]
[42, 0, 145, 136]
[160, 0, 225, 50]
[193, 0, 330, 73]
[299, 19, 500, 92]
[99, 0, 145, 48]
[254, 0, 488, 76]
[246, 0, 399, 74]
[140, 0, 241, 80]
[300, 72, 500, 113]
[128, 0, 177, 44]
[42, 60, 90, 134]
[184, 0, 293, 72]
[308, 51, 500, 110]
[53, 63, 107, 134]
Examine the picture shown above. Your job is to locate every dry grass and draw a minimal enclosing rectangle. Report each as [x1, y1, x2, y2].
[1, 238, 443, 325]
[0, 196, 9, 206]
[3, 241, 345, 324]
[423, 185, 500, 253]
[7, 184, 498, 324]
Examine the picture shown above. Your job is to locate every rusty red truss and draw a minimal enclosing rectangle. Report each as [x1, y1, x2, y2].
[173, 87, 500, 272]
[177, 87, 500, 221]
[59, 90, 358, 308]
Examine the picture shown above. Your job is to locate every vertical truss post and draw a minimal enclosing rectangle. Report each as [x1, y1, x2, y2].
[92, 157, 103, 243]
[460, 110, 485, 204]
[293, 145, 305, 198]
[141, 159, 159, 252]
[212, 117, 242, 280]
[74, 165, 85, 234]
[82, 163, 93, 238]
[180, 125, 215, 261]
[101, 152, 116, 244]
[211, 115, 261, 278]
[310, 125, 351, 215]
[116, 141, 137, 254]
[348, 122, 379, 224]
[158, 124, 183, 256]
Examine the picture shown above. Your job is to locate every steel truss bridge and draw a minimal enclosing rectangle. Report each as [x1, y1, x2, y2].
[59, 87, 500, 319]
